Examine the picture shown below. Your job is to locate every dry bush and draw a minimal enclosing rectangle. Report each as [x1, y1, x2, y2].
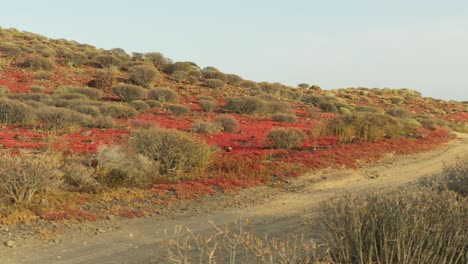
[62, 157, 98, 193]
[148, 87, 179, 103]
[167, 221, 315, 264]
[203, 70, 227, 82]
[144, 52, 169, 67]
[192, 120, 222, 134]
[96, 145, 158, 187]
[226, 74, 243, 85]
[54, 93, 89, 101]
[319, 101, 338, 113]
[204, 78, 225, 89]
[167, 104, 189, 116]
[386, 107, 412, 119]
[318, 112, 416, 143]
[0, 43, 22, 57]
[316, 188, 467, 264]
[266, 128, 306, 149]
[0, 98, 35, 125]
[22, 55, 53, 71]
[128, 64, 160, 87]
[414, 114, 445, 130]
[0, 86, 9, 96]
[54, 86, 103, 100]
[145, 100, 163, 108]
[129, 128, 214, 175]
[0, 151, 63, 203]
[130, 100, 150, 111]
[421, 156, 468, 197]
[93, 115, 115, 128]
[36, 106, 91, 131]
[272, 113, 297, 123]
[98, 103, 138, 118]
[70, 104, 101, 117]
[96, 55, 121, 68]
[199, 99, 216, 112]
[112, 84, 147, 102]
[266, 101, 293, 114]
[225, 96, 267, 114]
[356, 105, 384, 113]
[171, 70, 188, 83]
[35, 70, 53, 80]
[164, 61, 198, 74]
[90, 68, 117, 88]
[214, 115, 239, 132]
[302, 95, 326, 106]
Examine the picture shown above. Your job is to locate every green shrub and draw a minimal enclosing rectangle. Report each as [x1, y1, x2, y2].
[22, 55, 53, 71]
[0, 151, 63, 203]
[199, 99, 216, 112]
[167, 104, 189, 116]
[272, 113, 297, 123]
[297, 83, 309, 89]
[96, 55, 121, 68]
[98, 103, 138, 119]
[203, 79, 225, 89]
[130, 100, 150, 111]
[129, 128, 214, 175]
[148, 87, 179, 103]
[214, 115, 239, 132]
[0, 86, 9, 96]
[54, 86, 103, 100]
[266, 128, 306, 149]
[128, 64, 160, 87]
[192, 120, 222, 134]
[112, 84, 147, 102]
[225, 96, 267, 114]
[0, 99, 35, 125]
[36, 106, 91, 131]
[163, 61, 198, 74]
[316, 188, 467, 264]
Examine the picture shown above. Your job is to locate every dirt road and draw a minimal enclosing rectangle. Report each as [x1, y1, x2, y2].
[2, 133, 467, 264]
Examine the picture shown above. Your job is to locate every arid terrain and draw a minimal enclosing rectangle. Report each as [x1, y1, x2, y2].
[0, 28, 467, 263]
[1, 133, 466, 263]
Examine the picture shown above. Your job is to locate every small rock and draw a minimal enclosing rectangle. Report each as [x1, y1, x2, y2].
[97, 228, 106, 233]
[129, 233, 134, 238]
[5, 240, 15, 248]
[107, 215, 116, 221]
[225, 147, 233, 152]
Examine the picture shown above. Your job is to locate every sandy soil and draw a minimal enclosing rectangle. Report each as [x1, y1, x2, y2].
[1, 133, 467, 264]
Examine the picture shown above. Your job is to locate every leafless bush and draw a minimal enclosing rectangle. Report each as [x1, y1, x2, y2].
[0, 151, 63, 203]
[316, 188, 467, 264]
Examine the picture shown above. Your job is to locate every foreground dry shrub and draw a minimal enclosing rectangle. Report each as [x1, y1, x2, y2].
[112, 84, 147, 102]
[0, 98, 35, 125]
[0, 151, 63, 203]
[266, 128, 306, 149]
[129, 128, 214, 175]
[90, 68, 117, 89]
[203, 78, 225, 89]
[128, 64, 160, 87]
[316, 188, 467, 264]
[214, 114, 239, 132]
[22, 55, 53, 71]
[98, 103, 138, 118]
[167, 221, 316, 264]
[421, 156, 468, 197]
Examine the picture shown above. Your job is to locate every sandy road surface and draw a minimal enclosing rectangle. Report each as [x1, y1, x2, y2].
[1, 133, 467, 264]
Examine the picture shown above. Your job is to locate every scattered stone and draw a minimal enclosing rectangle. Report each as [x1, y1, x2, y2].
[129, 233, 134, 238]
[5, 240, 15, 248]
[226, 147, 233, 152]
[97, 228, 106, 233]
[107, 215, 116, 221]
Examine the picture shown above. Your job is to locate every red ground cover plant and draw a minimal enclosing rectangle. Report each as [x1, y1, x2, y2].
[0, 69, 33, 93]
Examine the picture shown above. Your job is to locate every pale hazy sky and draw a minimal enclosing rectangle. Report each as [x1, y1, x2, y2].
[1, 0, 467, 100]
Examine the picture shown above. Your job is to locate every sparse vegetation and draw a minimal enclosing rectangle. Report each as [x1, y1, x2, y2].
[225, 96, 266, 114]
[214, 115, 239, 132]
[128, 64, 160, 87]
[272, 113, 297, 123]
[266, 128, 306, 149]
[148, 87, 179, 103]
[112, 84, 147, 102]
[167, 104, 189, 116]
